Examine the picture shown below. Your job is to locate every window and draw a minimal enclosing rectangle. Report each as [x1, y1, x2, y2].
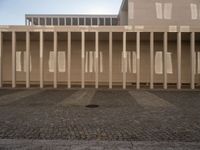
[85, 51, 103, 73]
[49, 51, 66, 73]
[128, 2, 134, 19]
[155, 51, 173, 74]
[121, 51, 136, 73]
[191, 3, 198, 20]
[16, 51, 22, 72]
[155, 2, 172, 20]
[23, 52, 32, 72]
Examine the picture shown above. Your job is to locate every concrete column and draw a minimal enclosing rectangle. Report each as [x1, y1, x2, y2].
[84, 18, 86, 26]
[38, 18, 40, 26]
[53, 32, 58, 88]
[58, 18, 60, 26]
[81, 31, 85, 88]
[0, 31, 2, 87]
[123, 32, 126, 89]
[51, 18, 53, 26]
[97, 18, 100, 26]
[67, 32, 71, 88]
[78, 18, 80, 26]
[40, 31, 44, 88]
[26, 32, 30, 88]
[150, 32, 154, 89]
[31, 18, 33, 26]
[44, 18, 47, 26]
[109, 32, 113, 89]
[64, 18, 67, 26]
[163, 32, 168, 89]
[136, 32, 140, 89]
[191, 32, 195, 89]
[177, 32, 182, 89]
[12, 31, 16, 88]
[95, 32, 99, 89]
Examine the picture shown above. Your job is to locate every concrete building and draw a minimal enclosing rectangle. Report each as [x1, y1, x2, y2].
[0, 0, 200, 89]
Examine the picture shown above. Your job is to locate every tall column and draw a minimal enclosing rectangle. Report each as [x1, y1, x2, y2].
[81, 31, 85, 88]
[67, 32, 71, 88]
[40, 31, 44, 88]
[122, 32, 126, 89]
[109, 32, 113, 89]
[12, 31, 16, 88]
[191, 32, 195, 89]
[177, 32, 182, 89]
[0, 31, 2, 87]
[163, 32, 168, 89]
[53, 32, 58, 88]
[95, 32, 99, 89]
[150, 32, 154, 89]
[26, 32, 30, 88]
[136, 32, 140, 89]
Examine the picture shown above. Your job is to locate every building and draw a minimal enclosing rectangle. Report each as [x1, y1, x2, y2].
[0, 0, 200, 89]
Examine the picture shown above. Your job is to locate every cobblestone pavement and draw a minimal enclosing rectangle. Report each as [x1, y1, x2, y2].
[1, 139, 200, 150]
[0, 89, 200, 149]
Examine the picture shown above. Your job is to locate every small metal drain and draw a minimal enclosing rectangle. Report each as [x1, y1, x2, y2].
[85, 104, 99, 108]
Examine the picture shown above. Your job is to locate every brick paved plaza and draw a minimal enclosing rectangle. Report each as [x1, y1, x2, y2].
[0, 89, 200, 149]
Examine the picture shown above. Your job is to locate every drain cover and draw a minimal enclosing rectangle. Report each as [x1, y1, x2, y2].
[85, 104, 99, 108]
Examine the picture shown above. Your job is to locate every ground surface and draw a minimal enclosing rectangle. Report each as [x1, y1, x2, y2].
[0, 89, 200, 149]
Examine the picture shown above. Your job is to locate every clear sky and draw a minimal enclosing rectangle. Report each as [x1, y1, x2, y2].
[0, 0, 122, 25]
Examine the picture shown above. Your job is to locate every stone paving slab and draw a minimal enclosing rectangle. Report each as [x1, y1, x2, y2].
[59, 89, 96, 106]
[0, 89, 43, 106]
[0, 139, 200, 150]
[128, 91, 175, 109]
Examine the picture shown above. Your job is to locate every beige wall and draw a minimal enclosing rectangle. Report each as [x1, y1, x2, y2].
[1, 32, 199, 87]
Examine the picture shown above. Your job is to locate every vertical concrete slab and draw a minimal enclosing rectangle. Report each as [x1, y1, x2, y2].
[68, 32, 71, 88]
[81, 31, 85, 88]
[109, 32, 113, 89]
[26, 32, 30, 88]
[123, 32, 126, 89]
[191, 32, 195, 89]
[40, 31, 44, 88]
[163, 32, 168, 89]
[53, 32, 58, 88]
[0, 31, 2, 87]
[177, 32, 182, 89]
[12, 31, 16, 88]
[95, 32, 99, 89]
[136, 32, 140, 89]
[150, 32, 154, 89]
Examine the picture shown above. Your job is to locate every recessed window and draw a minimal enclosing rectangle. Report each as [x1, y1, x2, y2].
[128, 2, 134, 19]
[121, 51, 136, 73]
[155, 2, 172, 20]
[191, 3, 198, 20]
[85, 51, 103, 73]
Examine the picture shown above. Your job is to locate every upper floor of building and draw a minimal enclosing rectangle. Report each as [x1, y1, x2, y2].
[25, 0, 200, 27]
[25, 15, 119, 26]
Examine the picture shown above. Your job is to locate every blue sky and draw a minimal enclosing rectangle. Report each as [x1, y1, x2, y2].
[0, 0, 122, 25]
